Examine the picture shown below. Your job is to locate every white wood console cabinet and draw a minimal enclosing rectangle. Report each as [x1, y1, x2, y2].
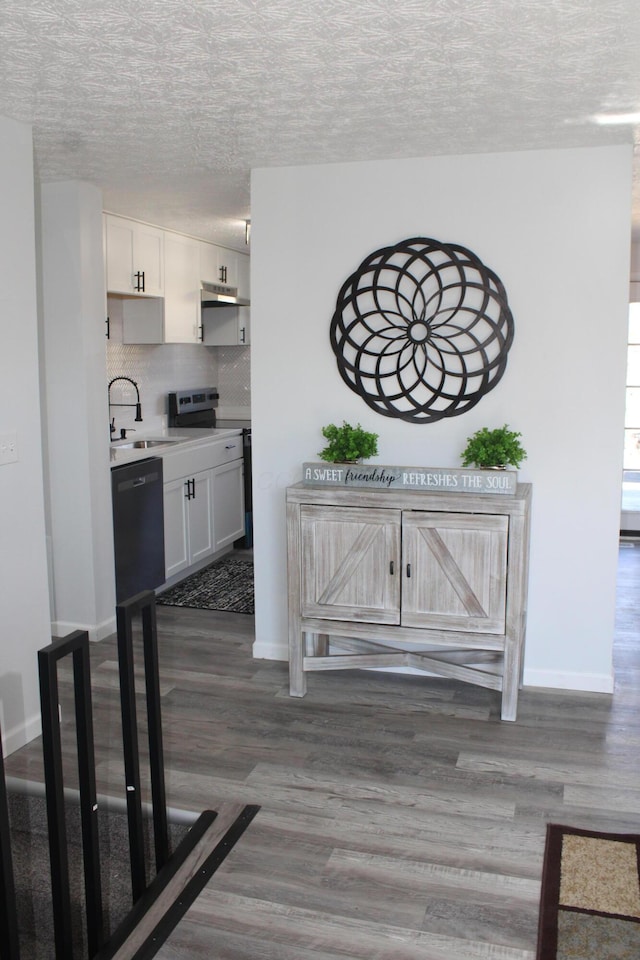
[286, 482, 532, 721]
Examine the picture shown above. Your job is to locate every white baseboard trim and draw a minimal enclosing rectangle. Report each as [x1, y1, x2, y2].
[252, 639, 288, 661]
[51, 615, 116, 644]
[522, 668, 614, 694]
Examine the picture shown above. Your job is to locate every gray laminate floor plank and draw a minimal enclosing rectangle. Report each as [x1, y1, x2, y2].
[5, 544, 640, 958]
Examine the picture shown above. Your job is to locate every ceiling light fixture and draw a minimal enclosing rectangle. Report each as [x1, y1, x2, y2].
[590, 111, 640, 126]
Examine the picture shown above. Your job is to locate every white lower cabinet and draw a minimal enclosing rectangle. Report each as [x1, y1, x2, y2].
[212, 459, 245, 551]
[162, 437, 244, 581]
[163, 477, 190, 577]
[164, 470, 215, 579]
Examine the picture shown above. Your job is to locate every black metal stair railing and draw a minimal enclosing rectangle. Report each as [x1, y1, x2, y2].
[20, 590, 259, 960]
[0, 717, 20, 959]
[37, 592, 172, 956]
[115, 590, 170, 901]
[38, 629, 104, 958]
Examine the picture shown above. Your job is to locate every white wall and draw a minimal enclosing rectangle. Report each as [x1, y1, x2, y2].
[40, 182, 117, 641]
[0, 117, 51, 752]
[251, 146, 632, 693]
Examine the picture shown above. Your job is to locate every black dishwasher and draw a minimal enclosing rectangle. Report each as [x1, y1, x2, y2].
[111, 457, 165, 603]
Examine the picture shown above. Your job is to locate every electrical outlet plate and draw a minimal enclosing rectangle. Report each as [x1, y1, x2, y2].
[0, 433, 18, 465]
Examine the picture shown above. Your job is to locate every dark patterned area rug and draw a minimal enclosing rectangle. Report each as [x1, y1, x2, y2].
[157, 556, 254, 614]
[537, 823, 640, 959]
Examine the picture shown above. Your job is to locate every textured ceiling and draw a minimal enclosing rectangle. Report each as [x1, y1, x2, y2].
[0, 0, 639, 249]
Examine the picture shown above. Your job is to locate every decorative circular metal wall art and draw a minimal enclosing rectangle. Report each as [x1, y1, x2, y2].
[330, 237, 514, 423]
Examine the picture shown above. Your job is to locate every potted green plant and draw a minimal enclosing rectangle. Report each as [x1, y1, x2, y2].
[318, 421, 379, 463]
[461, 424, 527, 469]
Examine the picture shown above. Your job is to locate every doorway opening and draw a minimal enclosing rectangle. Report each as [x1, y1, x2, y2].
[621, 301, 640, 537]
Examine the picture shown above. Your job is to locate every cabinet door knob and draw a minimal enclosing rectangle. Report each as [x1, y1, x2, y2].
[389, 560, 395, 575]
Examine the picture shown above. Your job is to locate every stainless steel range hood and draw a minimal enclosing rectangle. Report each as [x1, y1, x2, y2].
[201, 280, 250, 307]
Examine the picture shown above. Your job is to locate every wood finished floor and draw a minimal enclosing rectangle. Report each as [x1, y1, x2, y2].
[6, 543, 640, 959]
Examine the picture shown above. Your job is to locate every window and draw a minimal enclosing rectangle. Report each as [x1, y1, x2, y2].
[622, 303, 640, 515]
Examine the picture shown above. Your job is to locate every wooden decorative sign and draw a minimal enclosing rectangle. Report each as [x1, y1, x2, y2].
[302, 463, 517, 495]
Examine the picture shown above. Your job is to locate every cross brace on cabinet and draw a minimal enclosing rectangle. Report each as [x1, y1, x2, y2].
[286, 483, 532, 721]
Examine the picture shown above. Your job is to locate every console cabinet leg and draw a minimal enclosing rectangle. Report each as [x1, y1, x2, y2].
[289, 627, 307, 697]
[501, 636, 521, 721]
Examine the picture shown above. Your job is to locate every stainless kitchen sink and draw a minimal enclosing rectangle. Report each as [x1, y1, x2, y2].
[113, 438, 180, 450]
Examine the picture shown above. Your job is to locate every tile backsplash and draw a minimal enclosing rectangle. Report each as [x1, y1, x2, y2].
[106, 300, 251, 433]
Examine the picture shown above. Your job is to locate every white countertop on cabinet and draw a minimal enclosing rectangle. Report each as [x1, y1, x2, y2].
[109, 426, 242, 467]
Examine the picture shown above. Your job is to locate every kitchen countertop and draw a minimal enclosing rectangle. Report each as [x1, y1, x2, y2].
[109, 426, 243, 467]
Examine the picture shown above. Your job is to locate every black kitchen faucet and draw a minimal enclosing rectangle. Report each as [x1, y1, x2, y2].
[108, 376, 143, 437]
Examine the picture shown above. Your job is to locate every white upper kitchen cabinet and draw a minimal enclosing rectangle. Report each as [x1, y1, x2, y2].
[163, 232, 201, 343]
[237, 252, 250, 299]
[216, 247, 237, 289]
[104, 214, 250, 344]
[200, 246, 250, 345]
[198, 240, 235, 286]
[104, 214, 164, 296]
[202, 305, 250, 345]
[198, 240, 218, 284]
[199, 242, 247, 293]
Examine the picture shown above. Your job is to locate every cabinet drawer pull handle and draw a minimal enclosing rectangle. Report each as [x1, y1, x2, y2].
[406, 563, 411, 578]
[225, 444, 237, 449]
[389, 560, 394, 575]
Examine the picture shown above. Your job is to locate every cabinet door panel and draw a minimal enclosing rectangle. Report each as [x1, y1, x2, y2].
[198, 240, 218, 283]
[104, 215, 164, 296]
[164, 232, 200, 343]
[135, 224, 164, 296]
[217, 248, 238, 288]
[212, 460, 245, 551]
[105, 217, 136, 293]
[300, 505, 401, 623]
[189, 470, 215, 564]
[163, 478, 190, 578]
[237, 253, 250, 299]
[402, 512, 508, 633]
